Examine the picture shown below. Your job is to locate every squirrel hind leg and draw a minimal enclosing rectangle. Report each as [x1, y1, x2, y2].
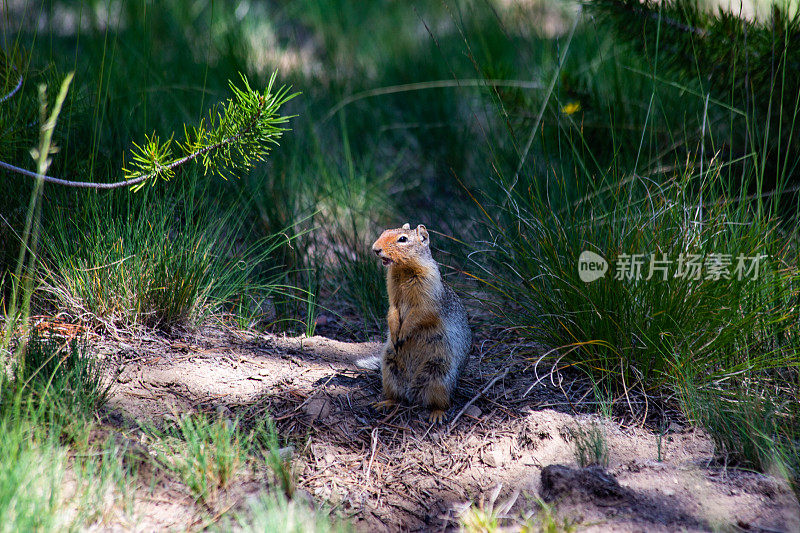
[381, 345, 405, 403]
[428, 409, 447, 425]
[414, 354, 452, 404]
[381, 371, 402, 403]
[417, 380, 451, 422]
[374, 399, 398, 412]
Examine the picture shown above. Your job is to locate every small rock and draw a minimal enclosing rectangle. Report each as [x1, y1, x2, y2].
[464, 405, 482, 419]
[278, 446, 294, 461]
[314, 486, 332, 500]
[116, 366, 133, 383]
[304, 397, 331, 420]
[216, 405, 234, 419]
[293, 488, 314, 507]
[483, 444, 510, 467]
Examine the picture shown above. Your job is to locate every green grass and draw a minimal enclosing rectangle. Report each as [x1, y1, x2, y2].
[259, 417, 296, 498]
[571, 421, 610, 468]
[0, 421, 73, 533]
[0, 59, 131, 531]
[458, 487, 577, 533]
[0, 417, 130, 532]
[149, 415, 245, 504]
[522, 498, 577, 533]
[38, 182, 292, 331]
[0, 332, 129, 531]
[226, 492, 351, 533]
[473, 172, 795, 387]
[684, 372, 800, 480]
[6, 331, 110, 437]
[147, 413, 295, 505]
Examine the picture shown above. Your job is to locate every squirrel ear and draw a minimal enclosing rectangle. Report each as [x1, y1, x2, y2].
[402, 223, 410, 230]
[416, 224, 429, 245]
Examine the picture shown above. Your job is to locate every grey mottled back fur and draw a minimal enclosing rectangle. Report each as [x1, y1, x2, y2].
[441, 282, 471, 392]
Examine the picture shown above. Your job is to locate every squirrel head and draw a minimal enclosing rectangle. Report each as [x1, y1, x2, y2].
[372, 223, 431, 267]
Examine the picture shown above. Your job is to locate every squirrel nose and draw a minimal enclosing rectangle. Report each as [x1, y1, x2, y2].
[373, 247, 382, 256]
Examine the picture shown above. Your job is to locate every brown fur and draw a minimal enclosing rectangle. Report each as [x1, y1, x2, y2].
[372, 223, 471, 423]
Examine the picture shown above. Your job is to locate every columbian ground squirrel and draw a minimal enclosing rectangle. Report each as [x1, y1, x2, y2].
[371, 223, 471, 424]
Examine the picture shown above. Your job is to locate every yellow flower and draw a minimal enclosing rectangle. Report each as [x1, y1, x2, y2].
[561, 101, 581, 115]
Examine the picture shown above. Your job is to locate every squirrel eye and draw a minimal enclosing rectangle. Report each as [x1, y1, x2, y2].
[398, 235, 408, 243]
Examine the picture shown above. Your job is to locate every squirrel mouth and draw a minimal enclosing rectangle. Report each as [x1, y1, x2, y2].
[380, 257, 393, 266]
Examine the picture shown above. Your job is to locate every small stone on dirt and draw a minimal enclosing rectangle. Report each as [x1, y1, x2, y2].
[304, 397, 331, 420]
[117, 366, 134, 383]
[215, 405, 233, 419]
[483, 444, 510, 467]
[464, 405, 482, 419]
[278, 446, 294, 461]
[521, 453, 537, 465]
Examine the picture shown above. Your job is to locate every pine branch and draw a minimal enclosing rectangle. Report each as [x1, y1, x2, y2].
[0, 133, 235, 189]
[0, 71, 298, 190]
[0, 67, 23, 104]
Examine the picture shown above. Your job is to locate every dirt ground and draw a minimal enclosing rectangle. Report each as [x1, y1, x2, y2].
[95, 325, 800, 532]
